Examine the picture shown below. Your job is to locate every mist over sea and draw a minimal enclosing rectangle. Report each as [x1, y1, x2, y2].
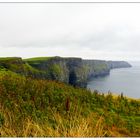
[87, 61, 140, 99]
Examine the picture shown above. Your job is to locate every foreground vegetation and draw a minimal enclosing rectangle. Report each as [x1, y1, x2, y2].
[0, 70, 140, 137]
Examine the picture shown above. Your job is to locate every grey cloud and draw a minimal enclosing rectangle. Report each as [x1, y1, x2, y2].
[0, 3, 140, 60]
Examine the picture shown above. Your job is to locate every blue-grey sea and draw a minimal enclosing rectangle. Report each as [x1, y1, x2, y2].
[87, 62, 140, 99]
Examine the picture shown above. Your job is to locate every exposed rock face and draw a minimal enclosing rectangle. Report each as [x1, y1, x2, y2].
[83, 60, 110, 80]
[107, 61, 132, 69]
[0, 57, 132, 88]
[25, 57, 132, 87]
[26, 57, 87, 87]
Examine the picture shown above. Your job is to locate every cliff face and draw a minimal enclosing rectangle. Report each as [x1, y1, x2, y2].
[0, 57, 132, 87]
[83, 60, 110, 79]
[25, 57, 87, 87]
[24, 57, 132, 87]
[107, 61, 132, 69]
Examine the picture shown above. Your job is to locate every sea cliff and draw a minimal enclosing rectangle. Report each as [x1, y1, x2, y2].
[0, 56, 132, 87]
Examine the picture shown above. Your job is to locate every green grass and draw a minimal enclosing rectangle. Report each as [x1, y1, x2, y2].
[24, 57, 53, 62]
[0, 57, 21, 61]
[0, 70, 140, 137]
[0, 57, 50, 79]
[23, 57, 54, 69]
[23, 63, 41, 73]
[0, 57, 139, 137]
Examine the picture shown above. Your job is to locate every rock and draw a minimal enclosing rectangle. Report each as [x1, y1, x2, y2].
[107, 61, 132, 69]
[0, 56, 132, 88]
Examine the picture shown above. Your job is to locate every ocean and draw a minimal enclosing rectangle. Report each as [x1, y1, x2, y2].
[87, 62, 140, 99]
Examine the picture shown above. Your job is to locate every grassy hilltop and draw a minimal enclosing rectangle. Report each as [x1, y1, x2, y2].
[0, 57, 139, 137]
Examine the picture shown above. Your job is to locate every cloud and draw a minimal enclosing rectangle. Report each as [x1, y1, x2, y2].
[0, 3, 140, 60]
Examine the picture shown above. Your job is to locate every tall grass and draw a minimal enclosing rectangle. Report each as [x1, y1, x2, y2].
[1, 107, 137, 137]
[0, 70, 140, 137]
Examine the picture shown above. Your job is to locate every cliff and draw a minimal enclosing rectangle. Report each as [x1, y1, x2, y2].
[107, 61, 132, 69]
[0, 56, 132, 87]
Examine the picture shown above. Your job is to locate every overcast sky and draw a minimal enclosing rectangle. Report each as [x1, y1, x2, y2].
[0, 3, 140, 61]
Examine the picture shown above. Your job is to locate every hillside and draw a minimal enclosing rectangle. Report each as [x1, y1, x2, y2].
[0, 69, 140, 137]
[0, 57, 131, 87]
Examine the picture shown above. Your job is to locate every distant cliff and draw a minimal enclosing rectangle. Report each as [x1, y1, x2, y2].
[107, 61, 132, 69]
[0, 57, 132, 88]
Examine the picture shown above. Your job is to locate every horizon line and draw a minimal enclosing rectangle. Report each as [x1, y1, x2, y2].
[0, 56, 140, 62]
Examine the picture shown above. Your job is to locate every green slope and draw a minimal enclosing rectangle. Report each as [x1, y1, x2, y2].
[0, 70, 140, 137]
[24, 57, 53, 61]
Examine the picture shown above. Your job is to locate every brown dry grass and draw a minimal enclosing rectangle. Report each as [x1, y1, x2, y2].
[0, 107, 131, 137]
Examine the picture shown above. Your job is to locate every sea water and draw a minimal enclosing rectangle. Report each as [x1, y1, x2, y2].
[87, 62, 140, 99]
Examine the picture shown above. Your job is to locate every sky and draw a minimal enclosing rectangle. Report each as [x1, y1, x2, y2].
[0, 3, 140, 61]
